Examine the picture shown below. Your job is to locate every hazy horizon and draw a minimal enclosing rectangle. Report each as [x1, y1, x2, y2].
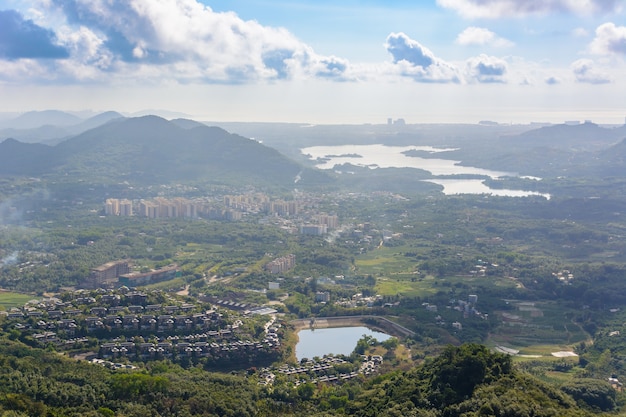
[2, 108, 625, 128]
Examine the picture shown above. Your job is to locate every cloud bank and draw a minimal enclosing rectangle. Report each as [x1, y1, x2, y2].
[1, 0, 352, 83]
[0, 0, 621, 91]
[437, 0, 622, 18]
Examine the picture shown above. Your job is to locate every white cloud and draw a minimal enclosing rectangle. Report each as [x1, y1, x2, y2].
[589, 22, 626, 56]
[465, 54, 507, 83]
[571, 59, 611, 83]
[28, 0, 352, 83]
[456, 27, 513, 47]
[57, 26, 113, 70]
[437, 0, 622, 18]
[0, 58, 54, 82]
[384, 33, 460, 83]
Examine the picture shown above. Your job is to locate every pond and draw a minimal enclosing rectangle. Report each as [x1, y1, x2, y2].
[295, 326, 391, 361]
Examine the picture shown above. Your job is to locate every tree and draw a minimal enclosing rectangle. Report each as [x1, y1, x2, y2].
[561, 379, 616, 411]
[297, 382, 315, 401]
[423, 343, 512, 408]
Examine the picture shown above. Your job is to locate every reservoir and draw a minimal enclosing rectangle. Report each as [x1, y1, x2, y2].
[424, 179, 550, 199]
[295, 326, 391, 361]
[301, 144, 549, 198]
[301, 144, 511, 178]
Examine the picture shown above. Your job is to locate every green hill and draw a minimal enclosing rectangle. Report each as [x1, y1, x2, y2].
[0, 339, 601, 416]
[0, 115, 331, 188]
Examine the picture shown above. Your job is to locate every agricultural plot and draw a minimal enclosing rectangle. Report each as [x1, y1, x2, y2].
[0, 291, 34, 310]
[490, 301, 589, 351]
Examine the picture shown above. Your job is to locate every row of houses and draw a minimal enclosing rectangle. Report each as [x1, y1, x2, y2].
[84, 311, 222, 333]
[99, 338, 278, 360]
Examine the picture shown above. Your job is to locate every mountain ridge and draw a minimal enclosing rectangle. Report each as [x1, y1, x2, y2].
[0, 115, 331, 188]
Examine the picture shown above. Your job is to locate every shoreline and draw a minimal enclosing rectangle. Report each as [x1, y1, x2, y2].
[290, 315, 414, 338]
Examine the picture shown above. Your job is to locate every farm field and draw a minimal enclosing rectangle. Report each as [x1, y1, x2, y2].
[489, 301, 590, 350]
[0, 291, 34, 311]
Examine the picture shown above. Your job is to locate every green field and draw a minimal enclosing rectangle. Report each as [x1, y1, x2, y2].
[489, 301, 590, 350]
[0, 291, 33, 311]
[355, 244, 592, 356]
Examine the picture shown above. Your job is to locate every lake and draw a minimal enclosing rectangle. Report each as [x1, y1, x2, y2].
[301, 144, 549, 198]
[295, 326, 391, 361]
[301, 144, 511, 178]
[424, 179, 551, 199]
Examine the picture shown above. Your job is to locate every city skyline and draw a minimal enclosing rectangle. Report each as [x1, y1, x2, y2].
[0, 0, 625, 124]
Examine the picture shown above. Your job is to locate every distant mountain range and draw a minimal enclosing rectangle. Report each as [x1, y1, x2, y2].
[0, 110, 194, 144]
[2, 112, 625, 191]
[0, 115, 330, 188]
[450, 122, 626, 178]
[500, 122, 626, 152]
[0, 111, 125, 144]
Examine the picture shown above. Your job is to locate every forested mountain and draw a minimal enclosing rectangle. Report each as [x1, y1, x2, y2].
[0, 139, 56, 175]
[500, 122, 626, 151]
[448, 123, 626, 178]
[0, 116, 331, 188]
[347, 344, 602, 417]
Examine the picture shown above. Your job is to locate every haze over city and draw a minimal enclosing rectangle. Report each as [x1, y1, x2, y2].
[1, 0, 625, 124]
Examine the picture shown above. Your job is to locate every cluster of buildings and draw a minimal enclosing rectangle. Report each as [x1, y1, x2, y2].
[315, 291, 331, 303]
[335, 293, 383, 308]
[267, 354, 383, 386]
[553, 269, 574, 283]
[454, 294, 481, 319]
[118, 264, 180, 287]
[99, 332, 280, 361]
[105, 198, 132, 216]
[423, 294, 484, 331]
[223, 193, 301, 217]
[102, 193, 340, 236]
[266, 254, 296, 274]
[138, 197, 200, 218]
[86, 260, 179, 289]
[103, 194, 303, 220]
[87, 260, 131, 288]
[300, 214, 340, 235]
[106, 197, 242, 221]
[3, 288, 284, 366]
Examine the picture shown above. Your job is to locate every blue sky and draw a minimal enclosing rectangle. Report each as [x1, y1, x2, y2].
[0, 0, 625, 124]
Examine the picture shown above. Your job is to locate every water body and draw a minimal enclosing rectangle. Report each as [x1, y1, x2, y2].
[301, 144, 511, 178]
[425, 179, 551, 199]
[295, 326, 391, 361]
[301, 144, 549, 198]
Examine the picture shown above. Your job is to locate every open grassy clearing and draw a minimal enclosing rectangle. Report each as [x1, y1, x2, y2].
[541, 369, 583, 385]
[355, 245, 419, 275]
[142, 277, 187, 292]
[0, 291, 34, 310]
[490, 301, 590, 350]
[375, 276, 437, 298]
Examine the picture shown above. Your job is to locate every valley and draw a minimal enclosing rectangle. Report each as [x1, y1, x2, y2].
[1, 114, 626, 415]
